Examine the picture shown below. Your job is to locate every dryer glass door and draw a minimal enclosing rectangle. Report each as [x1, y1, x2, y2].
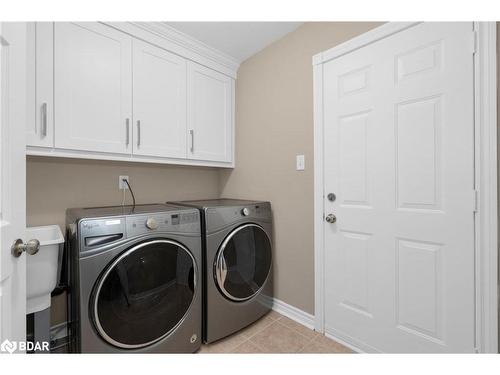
[92, 239, 196, 349]
[215, 224, 272, 301]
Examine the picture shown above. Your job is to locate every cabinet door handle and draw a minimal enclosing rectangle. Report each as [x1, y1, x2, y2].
[125, 118, 130, 146]
[189, 129, 194, 153]
[41, 103, 47, 138]
[137, 120, 141, 147]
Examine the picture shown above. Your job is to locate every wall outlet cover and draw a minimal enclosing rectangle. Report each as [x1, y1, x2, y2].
[119, 175, 129, 189]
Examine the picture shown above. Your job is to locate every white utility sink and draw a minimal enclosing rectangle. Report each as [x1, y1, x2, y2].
[26, 225, 64, 314]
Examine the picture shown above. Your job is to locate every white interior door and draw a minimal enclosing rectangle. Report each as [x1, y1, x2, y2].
[322, 23, 475, 353]
[132, 39, 187, 159]
[0, 23, 27, 352]
[187, 61, 233, 162]
[54, 22, 132, 154]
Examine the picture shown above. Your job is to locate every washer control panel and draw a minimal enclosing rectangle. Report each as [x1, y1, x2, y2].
[126, 211, 199, 237]
[145, 217, 158, 230]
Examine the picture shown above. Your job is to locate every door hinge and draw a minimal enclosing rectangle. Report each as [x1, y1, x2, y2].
[473, 189, 479, 213]
[471, 31, 478, 54]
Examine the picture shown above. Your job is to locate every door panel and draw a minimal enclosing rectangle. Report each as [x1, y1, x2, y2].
[132, 39, 187, 158]
[322, 23, 474, 352]
[396, 96, 441, 210]
[396, 238, 443, 342]
[338, 231, 371, 317]
[54, 22, 132, 154]
[187, 62, 232, 162]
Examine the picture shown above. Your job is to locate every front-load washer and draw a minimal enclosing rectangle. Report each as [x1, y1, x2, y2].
[65, 204, 202, 353]
[168, 199, 273, 343]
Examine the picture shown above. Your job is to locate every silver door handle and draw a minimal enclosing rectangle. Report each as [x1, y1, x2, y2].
[137, 120, 141, 147]
[41, 103, 47, 137]
[189, 129, 194, 153]
[125, 118, 130, 146]
[11, 238, 40, 258]
[325, 214, 337, 224]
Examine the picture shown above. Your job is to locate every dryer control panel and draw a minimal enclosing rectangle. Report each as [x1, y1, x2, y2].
[204, 202, 272, 234]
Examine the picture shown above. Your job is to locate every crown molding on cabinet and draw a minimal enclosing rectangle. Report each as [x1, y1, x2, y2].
[140, 22, 241, 68]
[103, 22, 240, 79]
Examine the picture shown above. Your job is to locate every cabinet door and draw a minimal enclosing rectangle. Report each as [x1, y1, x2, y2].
[54, 22, 132, 154]
[187, 62, 233, 163]
[132, 39, 187, 158]
[26, 22, 54, 147]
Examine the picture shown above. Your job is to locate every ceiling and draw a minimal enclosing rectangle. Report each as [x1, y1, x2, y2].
[165, 22, 303, 62]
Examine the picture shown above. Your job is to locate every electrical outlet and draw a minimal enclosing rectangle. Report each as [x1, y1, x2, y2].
[119, 176, 129, 190]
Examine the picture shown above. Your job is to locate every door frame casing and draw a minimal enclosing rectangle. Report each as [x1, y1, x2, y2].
[0, 22, 28, 346]
[312, 22, 498, 353]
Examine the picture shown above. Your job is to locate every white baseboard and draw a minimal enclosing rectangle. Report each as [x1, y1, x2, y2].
[324, 327, 371, 353]
[261, 296, 366, 353]
[262, 296, 315, 330]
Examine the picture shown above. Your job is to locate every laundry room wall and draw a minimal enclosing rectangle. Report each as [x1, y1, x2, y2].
[219, 22, 383, 315]
[26, 156, 220, 324]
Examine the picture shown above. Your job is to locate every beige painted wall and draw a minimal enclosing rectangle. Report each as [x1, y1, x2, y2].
[27, 156, 220, 324]
[27, 156, 220, 231]
[219, 22, 383, 314]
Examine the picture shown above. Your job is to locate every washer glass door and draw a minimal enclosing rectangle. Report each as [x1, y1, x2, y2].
[93, 239, 196, 349]
[215, 224, 272, 301]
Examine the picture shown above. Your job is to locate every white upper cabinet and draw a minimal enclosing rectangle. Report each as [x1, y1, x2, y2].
[26, 22, 236, 167]
[187, 62, 233, 163]
[132, 39, 187, 159]
[54, 22, 133, 154]
[26, 22, 54, 147]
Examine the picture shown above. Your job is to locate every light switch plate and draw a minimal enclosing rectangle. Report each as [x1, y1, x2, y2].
[296, 155, 305, 171]
[119, 175, 129, 190]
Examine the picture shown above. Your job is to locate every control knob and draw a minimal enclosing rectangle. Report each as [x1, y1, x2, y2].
[241, 207, 250, 216]
[146, 217, 158, 230]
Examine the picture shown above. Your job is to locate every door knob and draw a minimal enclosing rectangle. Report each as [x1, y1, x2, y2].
[11, 238, 40, 258]
[325, 214, 337, 224]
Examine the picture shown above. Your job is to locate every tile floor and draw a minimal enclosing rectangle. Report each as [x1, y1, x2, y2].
[198, 310, 354, 354]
